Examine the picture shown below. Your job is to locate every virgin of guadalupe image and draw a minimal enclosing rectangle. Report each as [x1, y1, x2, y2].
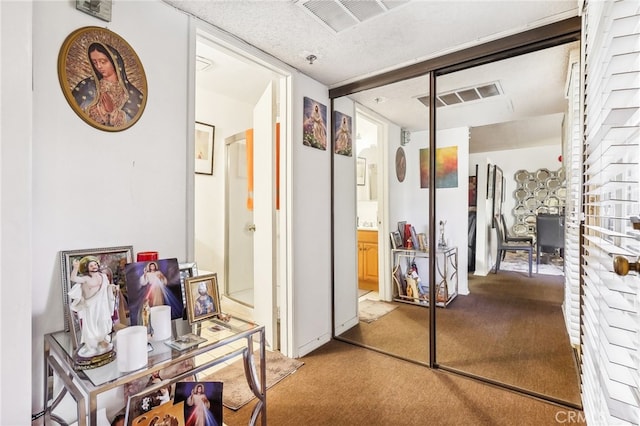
[72, 42, 144, 128]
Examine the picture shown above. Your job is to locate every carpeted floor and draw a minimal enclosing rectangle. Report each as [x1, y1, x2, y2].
[201, 350, 304, 410]
[340, 269, 581, 406]
[223, 339, 585, 426]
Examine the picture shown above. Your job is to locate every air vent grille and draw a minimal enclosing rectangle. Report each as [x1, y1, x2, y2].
[301, 0, 357, 33]
[416, 81, 503, 108]
[380, 0, 410, 10]
[341, 0, 385, 21]
[297, 0, 410, 33]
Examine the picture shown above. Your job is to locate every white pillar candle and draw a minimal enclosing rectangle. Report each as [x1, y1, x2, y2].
[150, 305, 172, 341]
[116, 326, 148, 372]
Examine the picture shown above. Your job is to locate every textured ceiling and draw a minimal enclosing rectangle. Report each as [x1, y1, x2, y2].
[166, 0, 580, 152]
[166, 0, 577, 87]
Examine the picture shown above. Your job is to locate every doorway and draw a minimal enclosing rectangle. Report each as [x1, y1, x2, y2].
[193, 29, 289, 352]
[356, 111, 383, 294]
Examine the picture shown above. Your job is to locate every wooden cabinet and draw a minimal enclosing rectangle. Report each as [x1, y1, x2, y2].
[358, 230, 378, 291]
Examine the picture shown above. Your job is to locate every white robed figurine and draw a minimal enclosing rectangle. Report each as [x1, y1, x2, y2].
[69, 255, 117, 357]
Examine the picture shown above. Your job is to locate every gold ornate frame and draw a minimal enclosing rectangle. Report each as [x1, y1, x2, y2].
[57, 26, 147, 132]
[184, 274, 221, 324]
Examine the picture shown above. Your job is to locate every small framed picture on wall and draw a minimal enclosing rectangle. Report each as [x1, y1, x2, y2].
[195, 122, 215, 175]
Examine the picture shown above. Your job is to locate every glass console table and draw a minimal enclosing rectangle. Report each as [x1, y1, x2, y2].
[391, 247, 458, 307]
[44, 316, 266, 425]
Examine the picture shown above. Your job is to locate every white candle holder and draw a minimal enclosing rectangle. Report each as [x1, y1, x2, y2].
[150, 305, 172, 341]
[116, 326, 148, 372]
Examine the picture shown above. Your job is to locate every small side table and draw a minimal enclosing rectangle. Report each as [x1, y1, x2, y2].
[44, 317, 266, 425]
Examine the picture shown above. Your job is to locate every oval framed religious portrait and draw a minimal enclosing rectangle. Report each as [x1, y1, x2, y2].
[57, 26, 147, 132]
[395, 146, 407, 182]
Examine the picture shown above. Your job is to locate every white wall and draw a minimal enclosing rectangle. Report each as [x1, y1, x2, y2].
[27, 0, 188, 419]
[1, 1, 33, 424]
[291, 78, 333, 355]
[333, 97, 359, 335]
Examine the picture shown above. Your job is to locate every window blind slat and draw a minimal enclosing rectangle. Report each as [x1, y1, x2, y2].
[581, 1, 640, 423]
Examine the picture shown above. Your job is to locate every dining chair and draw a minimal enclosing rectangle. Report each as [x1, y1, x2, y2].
[499, 214, 534, 259]
[493, 215, 533, 277]
[536, 213, 564, 273]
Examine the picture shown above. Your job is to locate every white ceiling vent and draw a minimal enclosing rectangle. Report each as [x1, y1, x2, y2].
[417, 81, 504, 108]
[296, 0, 410, 33]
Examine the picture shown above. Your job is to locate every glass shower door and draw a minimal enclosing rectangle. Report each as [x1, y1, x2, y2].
[225, 132, 255, 307]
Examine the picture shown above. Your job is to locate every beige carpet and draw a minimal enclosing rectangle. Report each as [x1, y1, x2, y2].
[341, 272, 582, 406]
[223, 339, 585, 426]
[201, 350, 303, 410]
[358, 299, 398, 323]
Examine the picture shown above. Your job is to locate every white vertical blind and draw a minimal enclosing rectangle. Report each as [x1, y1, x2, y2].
[581, 1, 640, 424]
[564, 51, 582, 347]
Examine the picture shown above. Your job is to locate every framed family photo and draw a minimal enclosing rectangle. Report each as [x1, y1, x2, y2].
[195, 122, 215, 175]
[57, 26, 147, 132]
[59, 245, 133, 348]
[185, 274, 221, 324]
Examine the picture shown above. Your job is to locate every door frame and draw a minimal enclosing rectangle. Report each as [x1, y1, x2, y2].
[355, 107, 391, 301]
[189, 21, 294, 357]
